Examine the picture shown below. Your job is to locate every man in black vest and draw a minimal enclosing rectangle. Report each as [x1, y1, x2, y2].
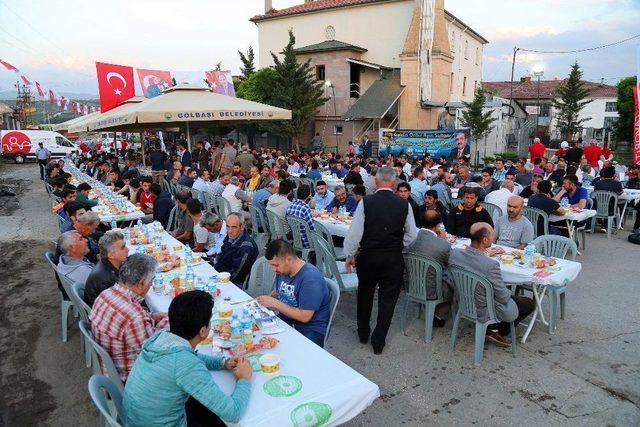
[344, 166, 418, 354]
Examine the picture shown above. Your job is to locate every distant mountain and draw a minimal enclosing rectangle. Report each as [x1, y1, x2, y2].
[0, 89, 98, 101]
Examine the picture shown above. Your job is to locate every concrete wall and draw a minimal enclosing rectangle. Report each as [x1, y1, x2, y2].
[254, 0, 414, 68]
[447, 20, 484, 102]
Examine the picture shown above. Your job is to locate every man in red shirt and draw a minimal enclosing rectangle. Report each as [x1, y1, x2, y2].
[89, 253, 168, 381]
[583, 139, 602, 169]
[137, 177, 156, 215]
[529, 137, 546, 162]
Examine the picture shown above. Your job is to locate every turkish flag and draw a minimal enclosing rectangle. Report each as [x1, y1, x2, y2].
[96, 61, 135, 112]
[20, 75, 32, 86]
[48, 89, 56, 105]
[136, 68, 173, 98]
[35, 82, 45, 97]
[0, 59, 18, 71]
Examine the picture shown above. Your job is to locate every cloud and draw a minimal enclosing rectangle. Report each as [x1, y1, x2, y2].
[485, 26, 560, 42]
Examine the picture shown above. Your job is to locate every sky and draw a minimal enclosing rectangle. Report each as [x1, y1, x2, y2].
[0, 0, 638, 98]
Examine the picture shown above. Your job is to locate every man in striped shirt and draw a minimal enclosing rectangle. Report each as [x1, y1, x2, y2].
[286, 184, 315, 249]
[90, 254, 168, 382]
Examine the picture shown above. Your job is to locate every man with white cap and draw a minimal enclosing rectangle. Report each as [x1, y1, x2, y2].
[555, 141, 569, 161]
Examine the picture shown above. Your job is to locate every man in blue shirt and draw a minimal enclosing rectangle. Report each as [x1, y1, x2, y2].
[306, 161, 322, 181]
[257, 239, 330, 347]
[36, 142, 50, 180]
[553, 175, 588, 209]
[327, 185, 357, 215]
[312, 180, 335, 211]
[251, 179, 279, 231]
[409, 167, 429, 206]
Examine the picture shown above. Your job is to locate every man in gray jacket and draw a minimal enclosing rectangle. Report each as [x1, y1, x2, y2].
[449, 222, 535, 347]
[57, 230, 94, 286]
[407, 209, 452, 302]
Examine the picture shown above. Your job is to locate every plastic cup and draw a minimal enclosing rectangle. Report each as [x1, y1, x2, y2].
[259, 354, 280, 374]
[217, 272, 231, 283]
[218, 302, 233, 318]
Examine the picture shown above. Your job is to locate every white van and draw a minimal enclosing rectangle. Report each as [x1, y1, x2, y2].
[0, 130, 78, 163]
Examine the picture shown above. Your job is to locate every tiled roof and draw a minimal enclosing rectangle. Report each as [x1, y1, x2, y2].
[294, 40, 367, 54]
[250, 0, 394, 22]
[483, 78, 617, 100]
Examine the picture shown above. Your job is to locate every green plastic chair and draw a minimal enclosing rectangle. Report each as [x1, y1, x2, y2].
[532, 235, 576, 334]
[190, 187, 201, 203]
[265, 210, 289, 242]
[449, 266, 516, 366]
[480, 201, 502, 222]
[246, 256, 276, 296]
[312, 220, 346, 261]
[310, 231, 358, 292]
[166, 205, 178, 233]
[401, 254, 446, 342]
[286, 215, 314, 262]
[248, 205, 270, 255]
[203, 192, 218, 215]
[591, 190, 620, 238]
[88, 375, 124, 427]
[68, 281, 93, 367]
[79, 319, 124, 393]
[217, 196, 232, 220]
[324, 278, 341, 348]
[523, 206, 549, 238]
[44, 252, 73, 343]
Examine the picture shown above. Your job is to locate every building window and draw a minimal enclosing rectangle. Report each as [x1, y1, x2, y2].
[462, 77, 467, 96]
[450, 72, 454, 94]
[475, 47, 479, 65]
[464, 40, 468, 59]
[316, 65, 325, 81]
[474, 80, 478, 92]
[522, 102, 551, 117]
[349, 63, 360, 98]
[334, 125, 343, 135]
[605, 101, 617, 112]
[450, 31, 456, 51]
[603, 116, 618, 129]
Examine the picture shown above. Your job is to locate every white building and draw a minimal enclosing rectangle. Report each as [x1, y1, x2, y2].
[483, 77, 619, 143]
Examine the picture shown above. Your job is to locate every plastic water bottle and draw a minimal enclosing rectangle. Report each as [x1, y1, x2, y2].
[110, 220, 117, 230]
[560, 197, 569, 208]
[136, 219, 143, 227]
[230, 316, 242, 342]
[524, 243, 535, 266]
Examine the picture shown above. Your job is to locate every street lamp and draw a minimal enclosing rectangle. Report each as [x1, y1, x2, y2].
[325, 80, 339, 150]
[532, 64, 544, 131]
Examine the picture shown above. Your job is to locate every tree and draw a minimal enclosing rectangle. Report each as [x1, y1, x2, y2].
[267, 30, 328, 151]
[613, 76, 637, 142]
[238, 46, 256, 80]
[460, 88, 496, 161]
[552, 62, 592, 140]
[235, 68, 279, 146]
[214, 62, 222, 71]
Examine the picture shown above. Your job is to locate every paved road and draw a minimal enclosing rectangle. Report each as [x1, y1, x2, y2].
[1, 163, 638, 426]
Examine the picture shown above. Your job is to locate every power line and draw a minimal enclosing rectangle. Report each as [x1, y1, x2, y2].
[519, 34, 640, 54]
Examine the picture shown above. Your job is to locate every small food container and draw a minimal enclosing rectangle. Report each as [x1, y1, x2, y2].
[218, 302, 233, 318]
[217, 272, 231, 283]
[173, 244, 182, 251]
[259, 354, 280, 374]
[501, 255, 514, 264]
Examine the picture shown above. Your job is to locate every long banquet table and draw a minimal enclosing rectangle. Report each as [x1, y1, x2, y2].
[313, 214, 582, 342]
[129, 229, 380, 426]
[66, 164, 145, 223]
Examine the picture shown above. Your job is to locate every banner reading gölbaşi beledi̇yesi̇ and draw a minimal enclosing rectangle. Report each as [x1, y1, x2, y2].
[378, 128, 472, 159]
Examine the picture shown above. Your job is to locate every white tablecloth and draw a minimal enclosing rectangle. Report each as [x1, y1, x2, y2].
[314, 218, 350, 238]
[291, 173, 344, 191]
[583, 186, 640, 203]
[67, 164, 146, 223]
[548, 209, 596, 223]
[135, 230, 379, 427]
[451, 239, 582, 288]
